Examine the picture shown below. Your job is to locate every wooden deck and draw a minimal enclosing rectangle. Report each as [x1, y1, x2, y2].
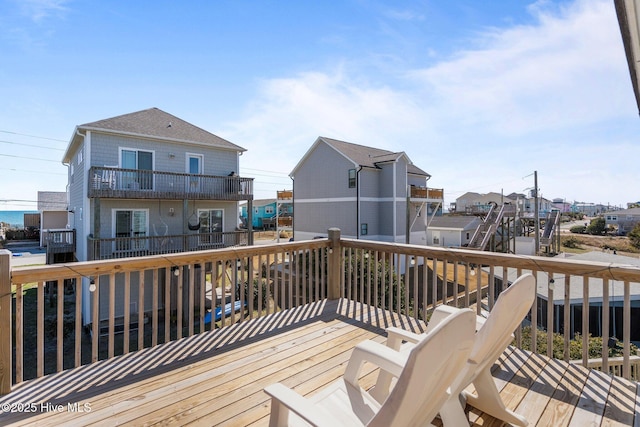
[1, 299, 639, 426]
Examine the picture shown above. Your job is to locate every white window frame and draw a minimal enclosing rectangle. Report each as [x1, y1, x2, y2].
[265, 206, 274, 215]
[197, 208, 224, 247]
[112, 208, 149, 253]
[119, 147, 155, 190]
[186, 153, 204, 174]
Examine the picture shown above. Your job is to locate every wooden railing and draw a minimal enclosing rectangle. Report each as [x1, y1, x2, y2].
[336, 235, 640, 381]
[88, 230, 249, 260]
[88, 166, 254, 201]
[573, 356, 640, 381]
[410, 186, 443, 200]
[1, 240, 329, 392]
[3, 227, 640, 395]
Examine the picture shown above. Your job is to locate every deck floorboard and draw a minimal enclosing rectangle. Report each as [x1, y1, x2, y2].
[1, 299, 638, 426]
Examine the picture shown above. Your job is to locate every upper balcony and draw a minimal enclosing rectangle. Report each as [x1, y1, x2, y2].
[2, 232, 640, 424]
[410, 185, 443, 201]
[88, 166, 254, 201]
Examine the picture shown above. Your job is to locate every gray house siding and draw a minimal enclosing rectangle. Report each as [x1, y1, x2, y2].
[294, 142, 355, 199]
[292, 137, 432, 244]
[91, 133, 239, 176]
[293, 200, 357, 239]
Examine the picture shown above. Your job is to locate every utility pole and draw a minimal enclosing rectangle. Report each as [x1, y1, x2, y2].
[534, 171, 539, 255]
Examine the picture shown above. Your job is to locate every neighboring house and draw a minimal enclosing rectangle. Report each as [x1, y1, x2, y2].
[240, 198, 293, 229]
[551, 198, 572, 213]
[453, 192, 513, 214]
[290, 137, 443, 244]
[605, 207, 640, 235]
[61, 107, 254, 325]
[37, 191, 74, 263]
[426, 216, 482, 248]
[453, 191, 552, 218]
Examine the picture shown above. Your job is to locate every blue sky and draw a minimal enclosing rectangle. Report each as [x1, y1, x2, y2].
[1, 0, 638, 210]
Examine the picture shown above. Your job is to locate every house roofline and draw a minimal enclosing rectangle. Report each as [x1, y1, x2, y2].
[62, 126, 246, 164]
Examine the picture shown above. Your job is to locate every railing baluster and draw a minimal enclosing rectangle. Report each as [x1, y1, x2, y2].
[108, 273, 115, 358]
[152, 268, 159, 346]
[15, 283, 23, 384]
[563, 275, 570, 362]
[37, 281, 44, 377]
[546, 273, 554, 358]
[602, 278, 609, 373]
[624, 280, 631, 380]
[582, 276, 589, 367]
[91, 278, 99, 363]
[124, 272, 130, 354]
[56, 279, 64, 372]
[176, 267, 182, 339]
[188, 264, 194, 337]
[138, 270, 145, 350]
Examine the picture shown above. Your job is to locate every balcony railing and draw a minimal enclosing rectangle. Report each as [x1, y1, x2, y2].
[88, 166, 253, 200]
[43, 229, 76, 255]
[410, 186, 443, 200]
[3, 228, 640, 395]
[88, 231, 249, 260]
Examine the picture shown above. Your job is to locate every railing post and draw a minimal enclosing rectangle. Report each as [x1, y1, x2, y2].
[327, 228, 341, 300]
[0, 249, 11, 394]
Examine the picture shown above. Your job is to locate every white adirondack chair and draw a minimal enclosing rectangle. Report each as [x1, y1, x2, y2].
[371, 273, 536, 427]
[264, 308, 476, 427]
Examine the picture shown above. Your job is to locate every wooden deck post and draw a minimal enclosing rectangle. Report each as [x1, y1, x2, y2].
[327, 228, 341, 300]
[0, 249, 11, 395]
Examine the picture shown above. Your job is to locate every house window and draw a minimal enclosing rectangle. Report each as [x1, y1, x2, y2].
[198, 209, 223, 246]
[348, 169, 356, 188]
[265, 206, 274, 215]
[187, 153, 203, 174]
[466, 232, 470, 240]
[121, 149, 154, 190]
[114, 209, 148, 252]
[360, 223, 368, 236]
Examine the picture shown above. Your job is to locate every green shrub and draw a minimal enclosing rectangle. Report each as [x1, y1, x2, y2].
[518, 326, 638, 359]
[570, 225, 586, 234]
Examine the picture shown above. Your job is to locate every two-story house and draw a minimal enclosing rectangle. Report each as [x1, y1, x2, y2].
[61, 107, 254, 325]
[290, 137, 443, 244]
[605, 207, 640, 235]
[240, 197, 293, 230]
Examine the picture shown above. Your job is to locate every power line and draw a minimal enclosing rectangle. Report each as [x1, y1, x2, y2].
[0, 167, 66, 175]
[0, 129, 67, 142]
[0, 153, 61, 163]
[0, 139, 65, 151]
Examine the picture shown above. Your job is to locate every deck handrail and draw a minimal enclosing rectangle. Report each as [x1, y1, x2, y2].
[88, 166, 254, 200]
[3, 228, 640, 395]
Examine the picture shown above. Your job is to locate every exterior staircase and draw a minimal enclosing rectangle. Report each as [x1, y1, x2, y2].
[467, 203, 500, 250]
[540, 210, 560, 247]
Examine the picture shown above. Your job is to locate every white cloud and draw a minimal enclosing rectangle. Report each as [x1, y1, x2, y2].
[410, 0, 631, 136]
[226, 0, 639, 206]
[14, 0, 69, 22]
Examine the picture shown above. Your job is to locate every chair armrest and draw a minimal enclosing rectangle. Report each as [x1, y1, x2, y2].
[426, 305, 462, 331]
[385, 327, 423, 350]
[344, 340, 408, 387]
[264, 383, 336, 427]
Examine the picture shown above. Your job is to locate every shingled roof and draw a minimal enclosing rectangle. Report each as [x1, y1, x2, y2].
[318, 137, 430, 177]
[64, 108, 244, 162]
[80, 108, 244, 151]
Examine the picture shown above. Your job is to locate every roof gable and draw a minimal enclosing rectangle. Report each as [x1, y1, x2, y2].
[64, 108, 244, 162]
[291, 136, 430, 177]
